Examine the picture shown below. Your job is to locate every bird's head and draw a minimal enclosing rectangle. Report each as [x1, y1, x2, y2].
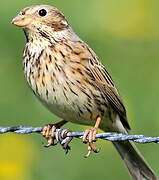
[12, 5, 72, 42]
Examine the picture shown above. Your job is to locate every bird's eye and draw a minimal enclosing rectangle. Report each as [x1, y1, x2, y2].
[38, 9, 47, 17]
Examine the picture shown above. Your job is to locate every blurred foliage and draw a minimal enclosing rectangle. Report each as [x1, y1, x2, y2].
[0, 0, 159, 179]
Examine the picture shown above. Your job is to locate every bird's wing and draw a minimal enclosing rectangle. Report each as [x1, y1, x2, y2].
[83, 44, 130, 130]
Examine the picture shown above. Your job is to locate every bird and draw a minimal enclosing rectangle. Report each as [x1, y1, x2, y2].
[11, 4, 158, 180]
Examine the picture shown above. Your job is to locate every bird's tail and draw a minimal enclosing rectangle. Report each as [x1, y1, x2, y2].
[113, 140, 158, 180]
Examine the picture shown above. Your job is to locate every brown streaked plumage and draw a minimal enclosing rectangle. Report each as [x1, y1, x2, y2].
[12, 4, 158, 180]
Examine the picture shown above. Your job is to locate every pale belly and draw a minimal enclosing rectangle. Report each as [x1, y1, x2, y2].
[35, 79, 103, 126]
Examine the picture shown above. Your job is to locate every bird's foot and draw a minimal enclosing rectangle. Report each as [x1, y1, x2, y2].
[42, 120, 68, 147]
[42, 124, 58, 147]
[82, 128, 100, 157]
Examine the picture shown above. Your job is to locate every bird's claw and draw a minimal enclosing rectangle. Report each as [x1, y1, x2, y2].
[82, 128, 100, 157]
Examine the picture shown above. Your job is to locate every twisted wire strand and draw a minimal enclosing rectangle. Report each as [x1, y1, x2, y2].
[0, 126, 159, 144]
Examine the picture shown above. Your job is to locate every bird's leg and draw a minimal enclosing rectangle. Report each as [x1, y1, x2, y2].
[42, 120, 68, 147]
[82, 116, 101, 157]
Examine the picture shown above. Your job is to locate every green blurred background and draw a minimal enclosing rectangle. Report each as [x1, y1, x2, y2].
[1, 0, 159, 179]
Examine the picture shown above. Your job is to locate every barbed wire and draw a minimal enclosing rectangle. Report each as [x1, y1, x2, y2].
[1, 125, 159, 155]
[0, 126, 159, 144]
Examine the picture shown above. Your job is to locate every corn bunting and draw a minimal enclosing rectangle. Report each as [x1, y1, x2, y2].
[12, 5, 158, 180]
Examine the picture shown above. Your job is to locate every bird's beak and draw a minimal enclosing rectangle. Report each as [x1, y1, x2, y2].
[11, 14, 32, 27]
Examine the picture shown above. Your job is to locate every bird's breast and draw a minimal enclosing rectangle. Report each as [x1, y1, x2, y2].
[23, 43, 109, 126]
